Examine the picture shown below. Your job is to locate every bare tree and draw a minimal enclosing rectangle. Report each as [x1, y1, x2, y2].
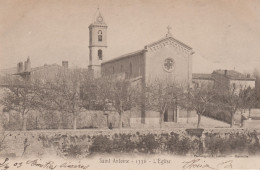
[215, 85, 242, 128]
[181, 83, 215, 128]
[145, 78, 183, 128]
[96, 76, 140, 129]
[252, 68, 260, 78]
[0, 75, 42, 131]
[40, 68, 91, 130]
[239, 87, 257, 118]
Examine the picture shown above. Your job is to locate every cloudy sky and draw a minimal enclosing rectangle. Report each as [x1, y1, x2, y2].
[0, 0, 260, 73]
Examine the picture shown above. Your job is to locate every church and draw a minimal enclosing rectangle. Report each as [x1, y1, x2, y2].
[88, 9, 194, 127]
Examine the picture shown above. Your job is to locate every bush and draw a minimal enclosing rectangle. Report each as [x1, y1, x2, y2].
[227, 133, 248, 152]
[112, 134, 136, 152]
[176, 137, 192, 155]
[89, 135, 113, 153]
[205, 134, 229, 155]
[61, 144, 85, 158]
[204, 132, 260, 155]
[137, 134, 159, 154]
[185, 128, 204, 138]
[167, 133, 179, 154]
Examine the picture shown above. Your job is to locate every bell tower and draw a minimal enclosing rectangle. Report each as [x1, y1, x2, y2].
[88, 8, 107, 78]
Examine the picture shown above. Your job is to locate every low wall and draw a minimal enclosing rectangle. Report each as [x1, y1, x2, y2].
[244, 119, 260, 128]
[1, 128, 260, 158]
[2, 110, 132, 130]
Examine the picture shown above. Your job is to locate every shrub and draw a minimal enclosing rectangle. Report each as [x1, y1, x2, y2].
[167, 133, 193, 155]
[89, 135, 113, 153]
[247, 131, 260, 155]
[167, 133, 179, 154]
[137, 134, 159, 154]
[61, 144, 85, 158]
[176, 137, 192, 155]
[112, 134, 136, 152]
[185, 128, 204, 138]
[227, 133, 248, 152]
[205, 134, 229, 155]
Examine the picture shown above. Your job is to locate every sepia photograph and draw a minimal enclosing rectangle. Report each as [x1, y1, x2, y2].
[0, 0, 260, 169]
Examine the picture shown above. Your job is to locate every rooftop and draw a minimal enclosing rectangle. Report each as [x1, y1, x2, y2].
[192, 73, 213, 80]
[102, 34, 193, 65]
[212, 69, 255, 81]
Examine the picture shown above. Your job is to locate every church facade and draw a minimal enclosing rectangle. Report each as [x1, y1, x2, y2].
[88, 9, 194, 126]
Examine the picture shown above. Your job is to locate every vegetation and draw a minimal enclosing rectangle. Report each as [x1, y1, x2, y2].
[0, 69, 258, 130]
[34, 130, 260, 157]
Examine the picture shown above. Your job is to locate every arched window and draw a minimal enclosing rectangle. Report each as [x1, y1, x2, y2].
[98, 49, 102, 60]
[129, 62, 132, 77]
[98, 30, 102, 42]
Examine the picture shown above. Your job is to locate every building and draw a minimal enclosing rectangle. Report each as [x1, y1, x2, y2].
[13, 58, 69, 82]
[256, 77, 260, 107]
[212, 69, 255, 93]
[192, 73, 214, 88]
[88, 9, 194, 126]
[88, 9, 107, 78]
[192, 70, 256, 93]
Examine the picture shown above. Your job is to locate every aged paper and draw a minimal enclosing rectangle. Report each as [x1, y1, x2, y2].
[0, 0, 260, 170]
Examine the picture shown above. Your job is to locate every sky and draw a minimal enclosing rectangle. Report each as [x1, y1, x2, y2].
[0, 0, 260, 74]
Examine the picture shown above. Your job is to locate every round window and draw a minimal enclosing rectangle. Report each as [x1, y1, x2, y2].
[163, 58, 175, 73]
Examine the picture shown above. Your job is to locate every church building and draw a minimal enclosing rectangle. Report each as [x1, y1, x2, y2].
[88, 9, 194, 127]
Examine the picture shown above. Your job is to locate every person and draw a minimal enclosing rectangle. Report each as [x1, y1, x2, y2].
[109, 122, 113, 130]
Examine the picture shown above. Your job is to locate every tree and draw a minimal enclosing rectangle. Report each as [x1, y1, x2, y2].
[239, 87, 257, 118]
[215, 85, 242, 128]
[40, 68, 91, 130]
[182, 83, 215, 128]
[252, 68, 260, 78]
[145, 78, 183, 128]
[0, 75, 42, 131]
[96, 76, 140, 129]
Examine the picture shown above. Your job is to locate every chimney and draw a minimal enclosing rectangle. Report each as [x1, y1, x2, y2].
[18, 62, 24, 73]
[62, 61, 68, 69]
[17, 63, 20, 73]
[24, 61, 28, 72]
[26, 57, 31, 72]
[224, 70, 227, 76]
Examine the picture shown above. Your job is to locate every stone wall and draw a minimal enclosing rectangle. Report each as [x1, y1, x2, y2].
[3, 110, 132, 131]
[1, 128, 260, 158]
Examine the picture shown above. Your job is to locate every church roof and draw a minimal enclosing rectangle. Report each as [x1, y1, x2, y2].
[102, 33, 193, 65]
[145, 36, 192, 51]
[102, 49, 145, 65]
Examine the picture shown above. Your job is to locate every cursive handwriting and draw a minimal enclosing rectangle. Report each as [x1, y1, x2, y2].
[0, 158, 90, 170]
[60, 162, 90, 169]
[217, 160, 233, 169]
[26, 159, 57, 170]
[182, 159, 217, 170]
[0, 158, 10, 170]
[182, 159, 234, 170]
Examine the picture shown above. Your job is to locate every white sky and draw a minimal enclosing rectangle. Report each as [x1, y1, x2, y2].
[0, 0, 260, 74]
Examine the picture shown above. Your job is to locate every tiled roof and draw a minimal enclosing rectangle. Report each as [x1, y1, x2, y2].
[192, 73, 213, 80]
[212, 70, 255, 80]
[102, 35, 193, 65]
[101, 49, 145, 65]
[30, 64, 61, 72]
[146, 36, 192, 50]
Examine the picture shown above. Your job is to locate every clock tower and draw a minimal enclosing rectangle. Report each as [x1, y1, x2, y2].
[88, 8, 107, 78]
